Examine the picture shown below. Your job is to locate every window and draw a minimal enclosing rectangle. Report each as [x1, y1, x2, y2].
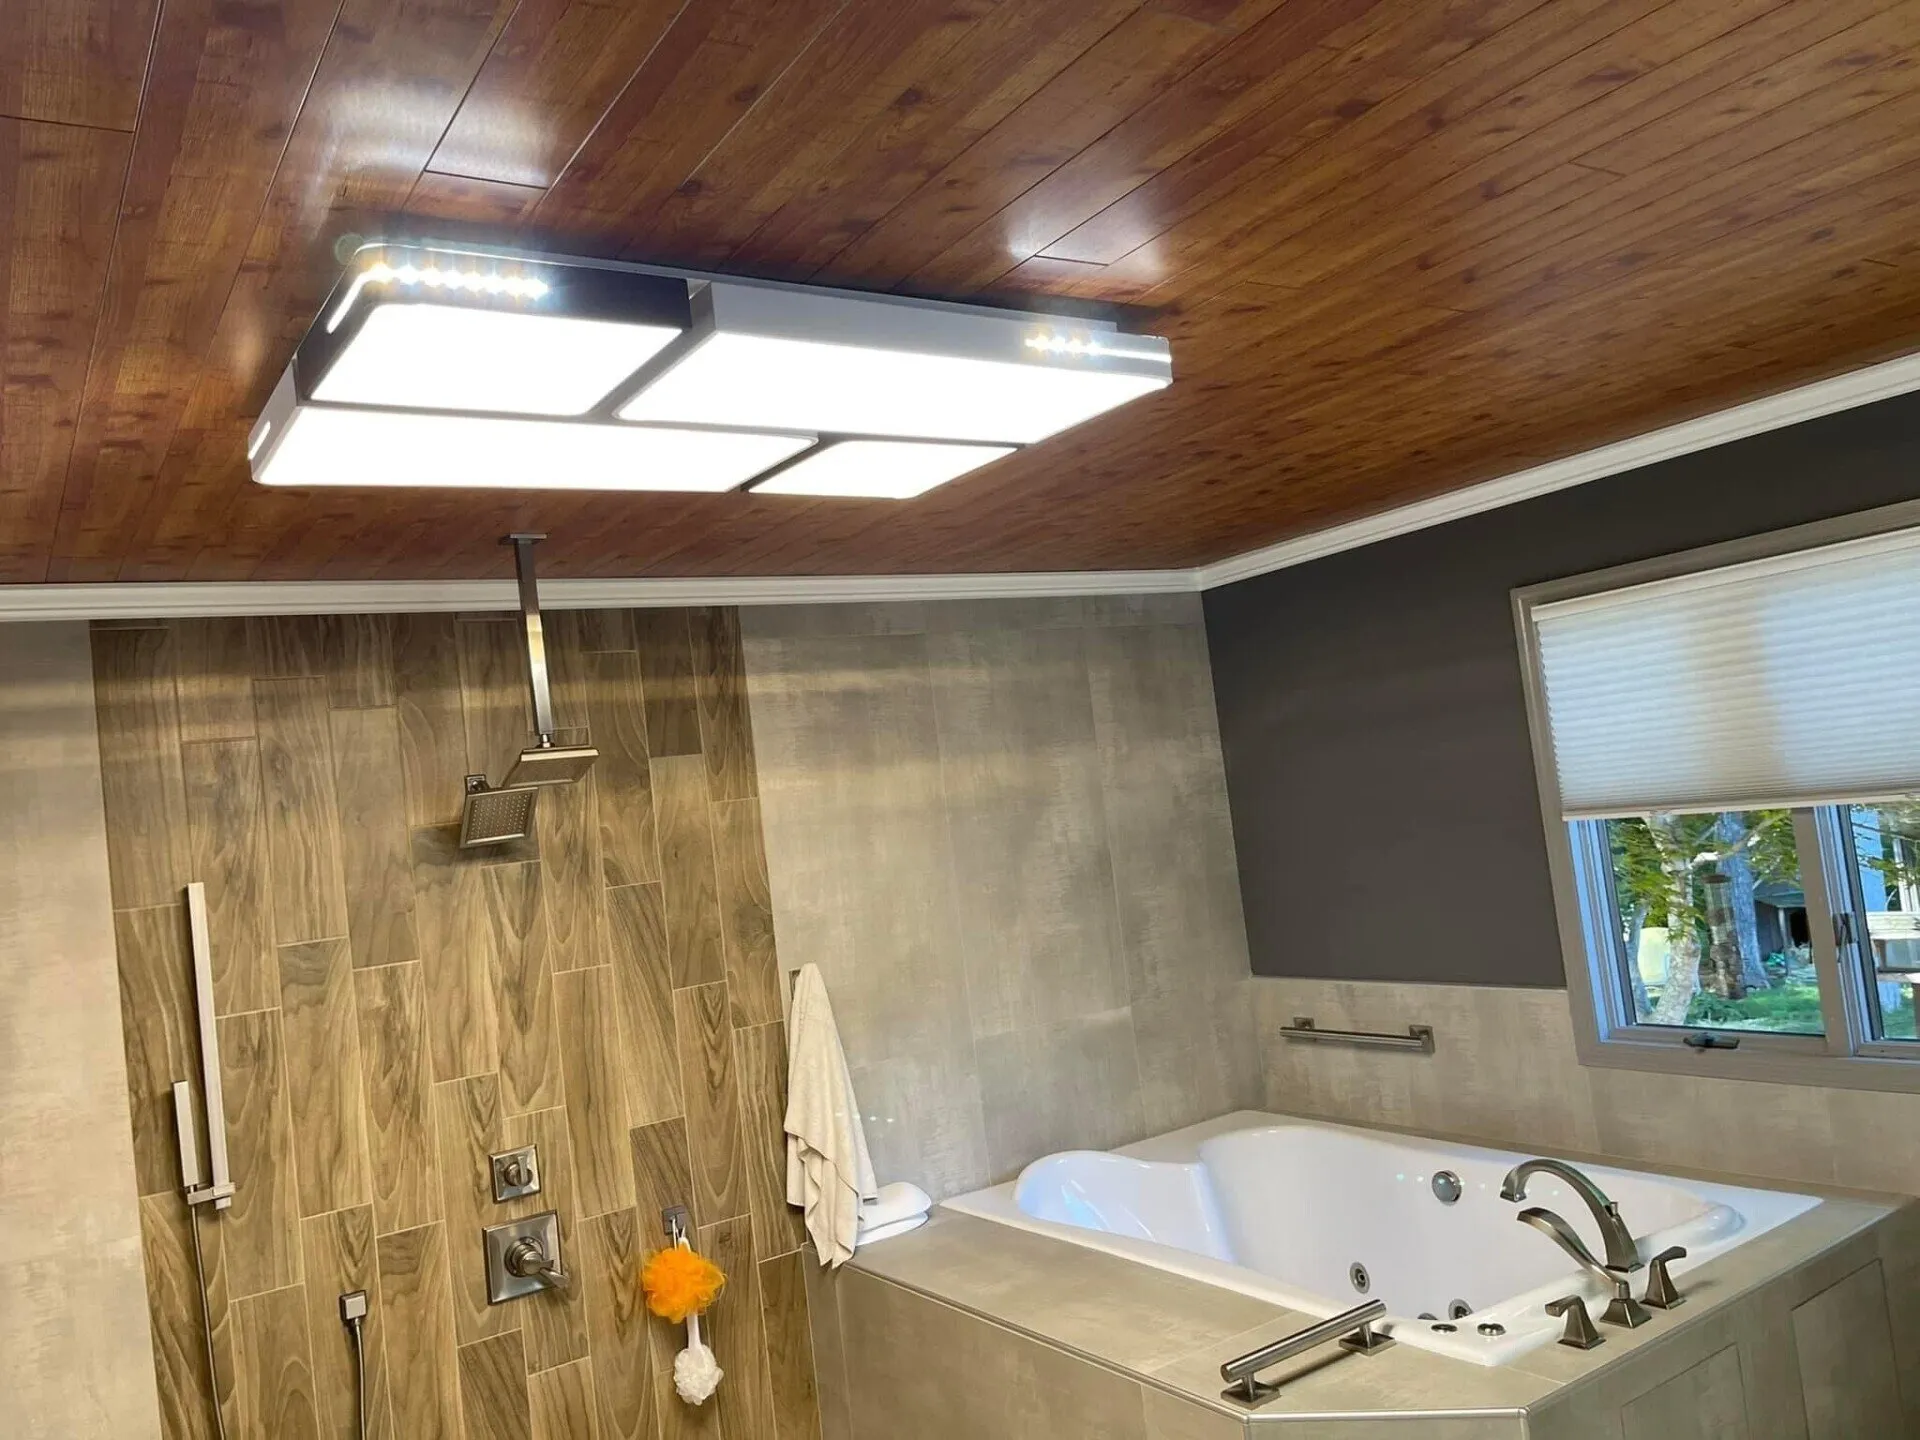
[1517, 506, 1920, 1091]
[1602, 809, 1820, 1037]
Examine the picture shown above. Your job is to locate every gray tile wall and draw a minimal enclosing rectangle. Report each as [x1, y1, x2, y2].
[0, 623, 163, 1440]
[743, 595, 1258, 1198]
[1255, 976, 1920, 1197]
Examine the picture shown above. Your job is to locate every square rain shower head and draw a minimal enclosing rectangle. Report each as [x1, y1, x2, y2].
[502, 743, 599, 788]
[459, 777, 540, 848]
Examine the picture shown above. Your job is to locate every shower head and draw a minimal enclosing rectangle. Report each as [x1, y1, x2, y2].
[457, 533, 598, 847]
[459, 775, 540, 848]
[503, 741, 599, 788]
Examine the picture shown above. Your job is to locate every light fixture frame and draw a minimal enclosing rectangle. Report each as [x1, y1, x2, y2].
[248, 240, 1172, 498]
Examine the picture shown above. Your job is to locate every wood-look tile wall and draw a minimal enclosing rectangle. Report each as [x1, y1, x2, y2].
[94, 608, 818, 1440]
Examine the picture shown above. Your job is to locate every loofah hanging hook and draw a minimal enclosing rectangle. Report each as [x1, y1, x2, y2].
[643, 1209, 727, 1406]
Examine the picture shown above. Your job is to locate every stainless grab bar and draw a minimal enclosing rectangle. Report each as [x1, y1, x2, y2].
[1220, 1299, 1393, 1406]
[1280, 1016, 1434, 1053]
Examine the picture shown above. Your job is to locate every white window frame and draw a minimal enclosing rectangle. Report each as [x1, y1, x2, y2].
[1514, 498, 1920, 1094]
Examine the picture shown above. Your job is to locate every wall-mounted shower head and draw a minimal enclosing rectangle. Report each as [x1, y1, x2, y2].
[457, 534, 598, 848]
[459, 775, 540, 848]
[503, 741, 598, 788]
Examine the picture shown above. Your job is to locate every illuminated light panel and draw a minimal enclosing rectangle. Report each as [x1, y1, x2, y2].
[753, 439, 1015, 499]
[620, 331, 1167, 444]
[311, 304, 681, 417]
[251, 406, 812, 492]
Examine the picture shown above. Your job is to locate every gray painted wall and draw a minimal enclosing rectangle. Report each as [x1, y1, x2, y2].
[743, 595, 1257, 1200]
[1207, 391, 1920, 987]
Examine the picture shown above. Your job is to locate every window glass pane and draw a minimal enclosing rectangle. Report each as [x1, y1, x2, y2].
[1601, 810, 1823, 1035]
[1846, 804, 1920, 1042]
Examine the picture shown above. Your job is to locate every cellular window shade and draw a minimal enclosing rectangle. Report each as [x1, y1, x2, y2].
[1533, 525, 1920, 818]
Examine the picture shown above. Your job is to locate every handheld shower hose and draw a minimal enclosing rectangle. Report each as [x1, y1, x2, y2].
[339, 1290, 370, 1440]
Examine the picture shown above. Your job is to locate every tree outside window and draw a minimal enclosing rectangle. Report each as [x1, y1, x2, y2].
[1605, 809, 1821, 1035]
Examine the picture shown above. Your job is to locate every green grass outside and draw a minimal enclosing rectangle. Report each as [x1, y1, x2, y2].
[1683, 984, 1918, 1039]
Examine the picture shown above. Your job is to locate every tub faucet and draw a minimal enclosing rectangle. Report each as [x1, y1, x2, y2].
[1515, 1207, 1651, 1329]
[1500, 1158, 1640, 1272]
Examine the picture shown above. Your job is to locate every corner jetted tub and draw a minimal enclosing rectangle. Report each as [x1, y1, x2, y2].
[941, 1111, 1819, 1366]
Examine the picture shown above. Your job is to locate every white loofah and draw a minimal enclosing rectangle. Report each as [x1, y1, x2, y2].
[673, 1342, 723, 1404]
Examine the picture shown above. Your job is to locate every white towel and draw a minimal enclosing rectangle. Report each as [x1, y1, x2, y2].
[784, 965, 878, 1267]
[858, 1181, 931, 1234]
[856, 1214, 927, 1247]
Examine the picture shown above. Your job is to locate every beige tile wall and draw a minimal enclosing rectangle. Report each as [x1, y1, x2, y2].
[743, 595, 1258, 1198]
[1255, 977, 1920, 1196]
[0, 622, 163, 1440]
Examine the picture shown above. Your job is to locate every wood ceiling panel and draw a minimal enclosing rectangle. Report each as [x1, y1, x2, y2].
[528, 0, 852, 252]
[425, 0, 689, 189]
[41, 0, 346, 583]
[1063, 0, 1792, 295]
[0, 120, 131, 581]
[404, 170, 546, 229]
[820, 1, 1255, 286]
[956, 0, 1551, 282]
[0, 0, 160, 130]
[719, 0, 1149, 277]
[6, 0, 1920, 586]
[622, 0, 1010, 270]
[899, 0, 1378, 291]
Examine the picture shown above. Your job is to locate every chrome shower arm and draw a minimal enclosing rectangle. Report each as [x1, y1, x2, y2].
[508, 533, 556, 744]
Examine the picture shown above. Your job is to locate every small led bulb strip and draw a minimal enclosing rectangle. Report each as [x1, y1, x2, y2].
[327, 260, 551, 332]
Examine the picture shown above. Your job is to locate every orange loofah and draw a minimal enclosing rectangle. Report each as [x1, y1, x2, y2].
[642, 1244, 726, 1324]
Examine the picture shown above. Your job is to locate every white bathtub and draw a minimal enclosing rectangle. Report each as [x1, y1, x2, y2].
[942, 1111, 1819, 1365]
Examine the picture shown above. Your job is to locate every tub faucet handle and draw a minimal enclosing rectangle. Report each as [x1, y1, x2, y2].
[1642, 1246, 1687, 1310]
[1544, 1295, 1603, 1350]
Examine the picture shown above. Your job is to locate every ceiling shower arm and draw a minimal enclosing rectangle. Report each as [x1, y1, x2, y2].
[507, 533, 557, 744]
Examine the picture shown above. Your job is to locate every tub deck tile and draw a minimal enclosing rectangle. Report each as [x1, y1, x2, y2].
[850, 1212, 1288, 1375]
[1152, 1310, 1552, 1420]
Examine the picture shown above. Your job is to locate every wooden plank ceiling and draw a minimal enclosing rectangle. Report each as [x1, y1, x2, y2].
[5, 0, 1920, 583]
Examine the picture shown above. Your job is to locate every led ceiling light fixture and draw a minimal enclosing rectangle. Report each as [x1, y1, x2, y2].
[249, 243, 1172, 499]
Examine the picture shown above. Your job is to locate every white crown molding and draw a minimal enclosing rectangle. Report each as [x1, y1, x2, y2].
[0, 567, 1201, 622]
[1195, 348, 1920, 590]
[7, 350, 1917, 622]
